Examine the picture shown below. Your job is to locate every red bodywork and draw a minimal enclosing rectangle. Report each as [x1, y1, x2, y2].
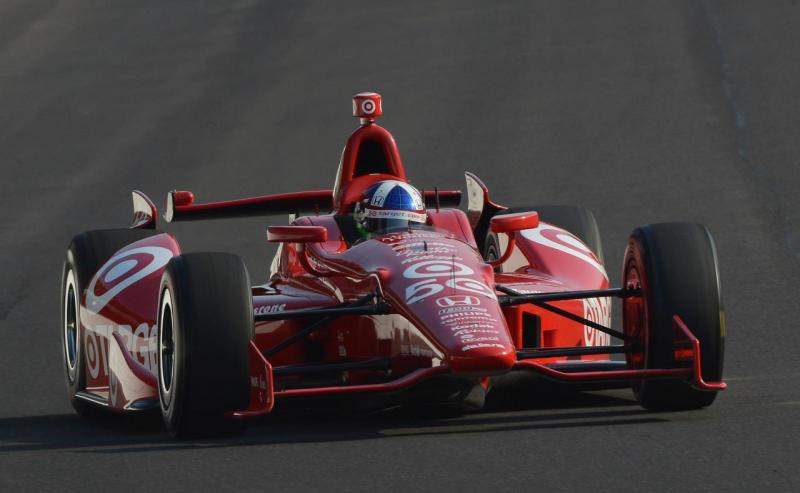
[75, 94, 724, 416]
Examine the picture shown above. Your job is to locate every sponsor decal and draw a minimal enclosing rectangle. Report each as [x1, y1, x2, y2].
[448, 320, 497, 331]
[459, 335, 500, 342]
[365, 208, 426, 223]
[583, 297, 612, 346]
[86, 246, 173, 313]
[404, 260, 474, 279]
[452, 328, 501, 336]
[250, 374, 268, 390]
[86, 323, 159, 378]
[441, 317, 495, 326]
[254, 303, 287, 316]
[436, 295, 481, 308]
[399, 251, 460, 262]
[406, 279, 445, 304]
[85, 327, 104, 379]
[379, 231, 446, 244]
[402, 259, 496, 304]
[438, 306, 487, 315]
[361, 99, 376, 115]
[461, 342, 507, 352]
[521, 223, 607, 278]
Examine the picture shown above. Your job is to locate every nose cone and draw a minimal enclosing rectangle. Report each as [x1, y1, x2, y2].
[414, 293, 517, 376]
[364, 230, 518, 376]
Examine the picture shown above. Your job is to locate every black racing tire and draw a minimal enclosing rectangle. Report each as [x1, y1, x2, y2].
[484, 205, 604, 265]
[61, 229, 156, 416]
[622, 223, 725, 410]
[158, 253, 253, 438]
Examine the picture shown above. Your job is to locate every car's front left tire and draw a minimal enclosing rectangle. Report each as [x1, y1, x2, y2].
[158, 253, 254, 437]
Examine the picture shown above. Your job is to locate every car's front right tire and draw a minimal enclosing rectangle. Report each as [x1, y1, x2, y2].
[622, 223, 725, 410]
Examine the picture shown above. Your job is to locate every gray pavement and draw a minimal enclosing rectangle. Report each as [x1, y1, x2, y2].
[1, 1, 798, 491]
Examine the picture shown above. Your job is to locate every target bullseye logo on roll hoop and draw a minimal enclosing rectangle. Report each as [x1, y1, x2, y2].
[403, 260, 495, 304]
[361, 99, 376, 114]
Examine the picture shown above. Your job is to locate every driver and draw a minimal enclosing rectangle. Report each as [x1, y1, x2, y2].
[353, 180, 427, 239]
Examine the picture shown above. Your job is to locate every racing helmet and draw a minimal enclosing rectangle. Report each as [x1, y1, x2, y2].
[354, 180, 427, 235]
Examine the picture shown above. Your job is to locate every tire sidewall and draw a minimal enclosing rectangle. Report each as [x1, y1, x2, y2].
[61, 249, 85, 399]
[158, 268, 185, 434]
[156, 253, 253, 437]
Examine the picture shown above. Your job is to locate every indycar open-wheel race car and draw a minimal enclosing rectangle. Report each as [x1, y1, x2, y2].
[61, 93, 726, 437]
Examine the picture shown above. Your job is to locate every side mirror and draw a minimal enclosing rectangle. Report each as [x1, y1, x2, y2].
[267, 225, 328, 243]
[490, 211, 539, 233]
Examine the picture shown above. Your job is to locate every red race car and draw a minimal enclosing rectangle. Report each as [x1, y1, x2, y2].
[61, 93, 726, 436]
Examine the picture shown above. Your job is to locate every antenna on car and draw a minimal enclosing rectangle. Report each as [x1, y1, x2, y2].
[434, 187, 440, 212]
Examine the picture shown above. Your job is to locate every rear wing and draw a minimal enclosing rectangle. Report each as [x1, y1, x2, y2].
[163, 189, 461, 222]
[164, 190, 333, 222]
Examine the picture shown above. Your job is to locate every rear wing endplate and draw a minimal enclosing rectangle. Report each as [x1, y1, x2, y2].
[131, 190, 157, 229]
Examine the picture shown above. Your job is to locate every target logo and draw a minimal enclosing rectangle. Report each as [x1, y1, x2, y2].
[85, 329, 103, 379]
[403, 259, 495, 303]
[86, 246, 173, 313]
[403, 260, 474, 279]
[361, 99, 376, 114]
[521, 223, 607, 277]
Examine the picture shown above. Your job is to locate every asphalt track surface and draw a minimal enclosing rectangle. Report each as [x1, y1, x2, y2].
[1, 1, 799, 491]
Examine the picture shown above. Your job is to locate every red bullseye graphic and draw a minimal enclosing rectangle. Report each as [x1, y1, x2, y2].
[361, 100, 375, 114]
[86, 246, 173, 313]
[403, 260, 474, 279]
[521, 223, 606, 277]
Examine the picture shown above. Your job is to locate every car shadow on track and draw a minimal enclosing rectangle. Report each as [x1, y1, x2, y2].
[0, 388, 676, 453]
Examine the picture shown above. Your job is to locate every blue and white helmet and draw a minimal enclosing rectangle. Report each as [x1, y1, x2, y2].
[354, 180, 427, 233]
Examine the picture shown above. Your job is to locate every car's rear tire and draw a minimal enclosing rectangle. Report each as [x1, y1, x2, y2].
[158, 253, 253, 437]
[484, 205, 604, 265]
[62, 229, 156, 416]
[622, 223, 725, 410]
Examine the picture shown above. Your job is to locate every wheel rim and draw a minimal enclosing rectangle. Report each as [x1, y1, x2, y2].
[63, 269, 78, 379]
[159, 289, 175, 399]
[623, 260, 647, 370]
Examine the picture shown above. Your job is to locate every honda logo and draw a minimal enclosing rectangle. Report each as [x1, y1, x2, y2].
[436, 295, 481, 307]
